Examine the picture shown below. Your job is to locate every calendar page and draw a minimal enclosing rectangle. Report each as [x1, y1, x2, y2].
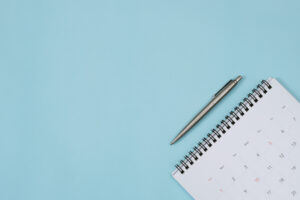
[172, 78, 300, 200]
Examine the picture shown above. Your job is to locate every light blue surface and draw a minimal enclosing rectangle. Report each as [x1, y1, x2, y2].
[1, 0, 300, 199]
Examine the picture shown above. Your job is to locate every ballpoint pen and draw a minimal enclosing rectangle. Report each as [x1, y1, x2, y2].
[170, 75, 243, 145]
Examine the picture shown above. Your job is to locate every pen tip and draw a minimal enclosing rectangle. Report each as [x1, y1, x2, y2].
[170, 138, 178, 145]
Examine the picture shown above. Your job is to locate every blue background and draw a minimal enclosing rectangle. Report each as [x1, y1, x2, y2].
[1, 0, 300, 199]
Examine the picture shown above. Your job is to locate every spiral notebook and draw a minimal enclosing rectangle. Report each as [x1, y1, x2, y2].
[172, 78, 300, 200]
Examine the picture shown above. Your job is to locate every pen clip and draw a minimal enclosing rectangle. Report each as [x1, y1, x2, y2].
[214, 80, 233, 97]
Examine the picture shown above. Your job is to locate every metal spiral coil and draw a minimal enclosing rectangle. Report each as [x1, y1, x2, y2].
[175, 80, 272, 174]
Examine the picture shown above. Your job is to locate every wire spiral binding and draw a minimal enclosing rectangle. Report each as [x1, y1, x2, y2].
[175, 80, 272, 174]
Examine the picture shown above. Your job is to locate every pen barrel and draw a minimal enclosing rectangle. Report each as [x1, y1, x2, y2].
[176, 82, 237, 140]
[190, 82, 236, 126]
[171, 77, 242, 145]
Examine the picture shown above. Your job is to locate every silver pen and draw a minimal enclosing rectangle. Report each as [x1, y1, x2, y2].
[170, 75, 243, 145]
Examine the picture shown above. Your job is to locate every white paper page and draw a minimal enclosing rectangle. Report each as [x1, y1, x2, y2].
[172, 78, 300, 200]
